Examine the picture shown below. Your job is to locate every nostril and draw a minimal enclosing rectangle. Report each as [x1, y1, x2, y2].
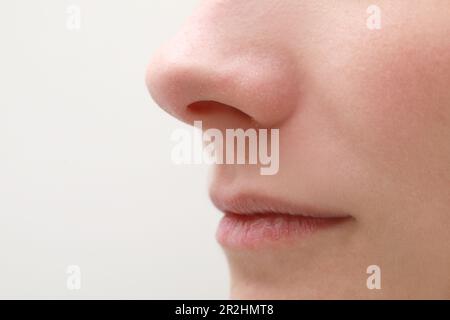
[188, 101, 252, 122]
[187, 101, 259, 130]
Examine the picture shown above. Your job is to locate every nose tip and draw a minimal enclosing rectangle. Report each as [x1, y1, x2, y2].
[146, 42, 234, 125]
[146, 18, 301, 129]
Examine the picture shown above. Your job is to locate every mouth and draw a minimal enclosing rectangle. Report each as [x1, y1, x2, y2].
[210, 192, 352, 249]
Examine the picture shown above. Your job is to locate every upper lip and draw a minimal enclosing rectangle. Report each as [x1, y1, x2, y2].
[210, 191, 351, 219]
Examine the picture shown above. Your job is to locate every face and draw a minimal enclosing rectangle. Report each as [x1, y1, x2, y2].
[146, 0, 450, 299]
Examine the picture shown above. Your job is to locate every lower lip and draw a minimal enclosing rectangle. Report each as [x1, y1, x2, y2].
[216, 213, 348, 249]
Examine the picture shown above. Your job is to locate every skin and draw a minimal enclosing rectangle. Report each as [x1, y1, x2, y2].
[146, 0, 450, 299]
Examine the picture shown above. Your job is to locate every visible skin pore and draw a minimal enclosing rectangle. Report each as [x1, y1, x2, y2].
[147, 0, 450, 299]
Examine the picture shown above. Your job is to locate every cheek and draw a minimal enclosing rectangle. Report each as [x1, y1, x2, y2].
[309, 27, 450, 212]
[356, 42, 450, 134]
[330, 32, 450, 164]
[308, 2, 450, 159]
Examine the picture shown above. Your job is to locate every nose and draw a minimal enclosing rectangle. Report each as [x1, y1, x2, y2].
[146, 1, 302, 130]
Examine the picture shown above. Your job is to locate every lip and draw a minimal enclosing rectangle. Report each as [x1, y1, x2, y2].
[210, 192, 352, 249]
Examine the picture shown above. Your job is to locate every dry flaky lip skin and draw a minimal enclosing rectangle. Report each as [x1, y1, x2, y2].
[217, 212, 350, 249]
[211, 191, 353, 249]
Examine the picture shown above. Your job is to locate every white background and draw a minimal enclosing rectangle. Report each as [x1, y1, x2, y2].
[0, 0, 229, 299]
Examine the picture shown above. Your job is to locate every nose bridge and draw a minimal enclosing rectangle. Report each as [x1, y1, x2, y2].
[146, 2, 301, 128]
